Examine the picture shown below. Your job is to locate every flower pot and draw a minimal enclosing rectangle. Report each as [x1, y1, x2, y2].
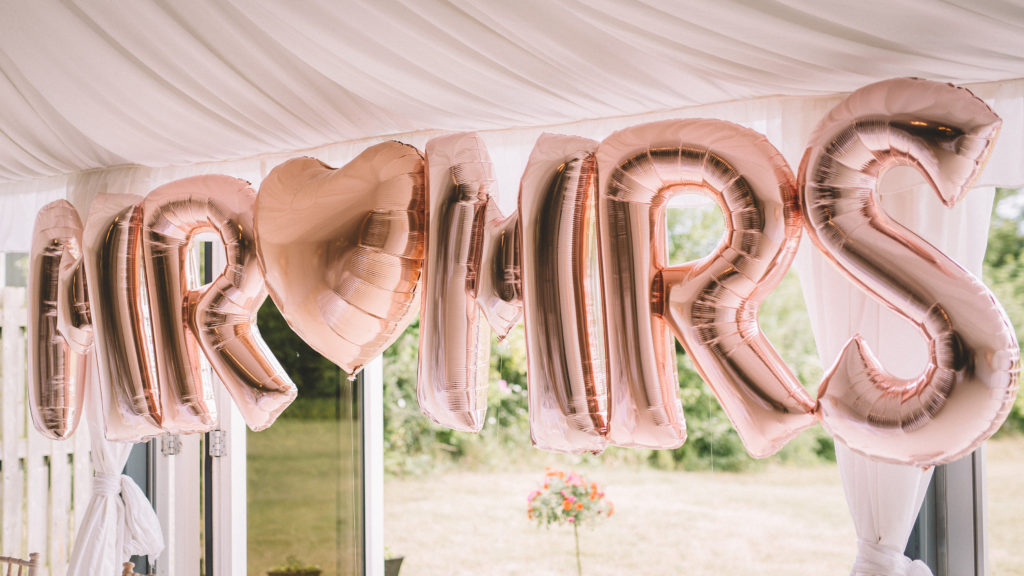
[385, 556, 404, 576]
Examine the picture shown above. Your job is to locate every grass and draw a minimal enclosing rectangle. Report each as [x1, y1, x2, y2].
[248, 419, 1024, 576]
[986, 438, 1024, 574]
[384, 464, 854, 575]
[247, 419, 362, 576]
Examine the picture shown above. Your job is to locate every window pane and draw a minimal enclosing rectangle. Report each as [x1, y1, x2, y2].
[4, 252, 29, 287]
[984, 187, 1024, 575]
[247, 300, 363, 576]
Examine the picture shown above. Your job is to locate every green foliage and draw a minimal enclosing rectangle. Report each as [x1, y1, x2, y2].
[381, 318, 534, 475]
[985, 188, 1024, 435]
[651, 203, 832, 472]
[256, 299, 345, 409]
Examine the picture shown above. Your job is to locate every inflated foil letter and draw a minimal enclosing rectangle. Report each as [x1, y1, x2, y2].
[144, 175, 296, 434]
[801, 78, 1019, 466]
[597, 119, 815, 454]
[417, 133, 522, 432]
[28, 200, 91, 440]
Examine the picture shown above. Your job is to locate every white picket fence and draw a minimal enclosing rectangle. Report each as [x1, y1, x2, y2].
[1, 286, 92, 575]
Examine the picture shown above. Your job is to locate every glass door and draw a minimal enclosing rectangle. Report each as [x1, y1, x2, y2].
[247, 299, 364, 576]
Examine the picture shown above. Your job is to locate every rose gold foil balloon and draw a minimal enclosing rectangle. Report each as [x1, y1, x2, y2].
[800, 78, 1019, 466]
[256, 142, 425, 377]
[28, 200, 90, 440]
[519, 134, 609, 454]
[597, 119, 816, 454]
[83, 194, 164, 441]
[478, 201, 522, 337]
[143, 175, 296, 433]
[418, 133, 522, 432]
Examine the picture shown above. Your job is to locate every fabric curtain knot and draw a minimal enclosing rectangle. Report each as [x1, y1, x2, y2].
[92, 473, 122, 496]
[120, 475, 166, 558]
[853, 540, 933, 576]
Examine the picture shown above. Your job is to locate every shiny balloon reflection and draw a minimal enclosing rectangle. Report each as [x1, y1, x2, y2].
[417, 133, 523, 432]
[83, 194, 164, 441]
[144, 175, 296, 434]
[520, 134, 608, 454]
[801, 77, 1019, 466]
[28, 200, 91, 440]
[597, 119, 815, 454]
[257, 143, 426, 378]
[28, 78, 1019, 463]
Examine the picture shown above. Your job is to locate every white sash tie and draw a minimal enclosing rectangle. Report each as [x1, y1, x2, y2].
[853, 540, 933, 576]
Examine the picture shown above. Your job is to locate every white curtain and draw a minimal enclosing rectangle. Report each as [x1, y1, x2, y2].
[67, 356, 165, 575]
[796, 167, 996, 575]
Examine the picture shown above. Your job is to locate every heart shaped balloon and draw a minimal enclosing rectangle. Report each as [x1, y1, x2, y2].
[256, 141, 425, 375]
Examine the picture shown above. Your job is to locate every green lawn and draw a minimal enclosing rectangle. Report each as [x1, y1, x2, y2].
[247, 419, 362, 576]
[248, 419, 1024, 575]
[987, 438, 1024, 574]
[383, 464, 854, 575]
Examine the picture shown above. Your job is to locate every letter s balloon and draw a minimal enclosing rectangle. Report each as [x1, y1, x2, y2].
[800, 77, 1019, 466]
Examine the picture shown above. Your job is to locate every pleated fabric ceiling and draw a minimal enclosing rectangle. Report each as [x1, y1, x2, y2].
[2, 0, 1023, 184]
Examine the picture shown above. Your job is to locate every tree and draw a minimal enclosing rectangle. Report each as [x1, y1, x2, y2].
[984, 188, 1024, 434]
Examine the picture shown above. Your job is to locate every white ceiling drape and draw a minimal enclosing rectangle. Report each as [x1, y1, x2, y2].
[2, 76, 1023, 252]
[1, 1, 1023, 186]
[2, 2, 1023, 252]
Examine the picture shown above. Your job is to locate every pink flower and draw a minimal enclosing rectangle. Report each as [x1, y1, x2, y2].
[567, 517, 576, 523]
[527, 490, 541, 502]
[498, 379, 509, 393]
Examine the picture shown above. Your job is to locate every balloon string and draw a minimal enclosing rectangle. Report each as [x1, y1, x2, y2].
[493, 348, 497, 440]
[497, 341, 504, 445]
[707, 387, 714, 473]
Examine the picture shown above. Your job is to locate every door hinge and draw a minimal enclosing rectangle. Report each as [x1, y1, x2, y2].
[209, 429, 226, 458]
[161, 433, 181, 456]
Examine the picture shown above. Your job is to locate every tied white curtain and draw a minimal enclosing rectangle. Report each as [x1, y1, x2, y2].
[797, 167, 995, 576]
[67, 356, 165, 576]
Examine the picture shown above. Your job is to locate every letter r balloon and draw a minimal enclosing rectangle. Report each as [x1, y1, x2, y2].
[597, 119, 816, 455]
[143, 176, 297, 434]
